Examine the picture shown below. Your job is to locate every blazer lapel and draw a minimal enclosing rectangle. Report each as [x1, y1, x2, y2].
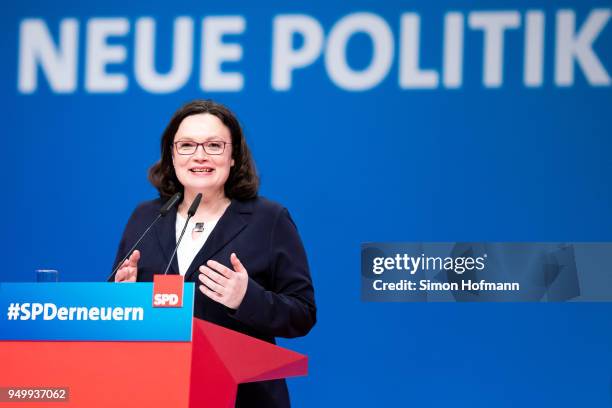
[154, 205, 180, 275]
[184, 199, 253, 282]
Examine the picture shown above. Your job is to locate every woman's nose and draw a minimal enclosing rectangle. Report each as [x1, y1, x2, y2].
[193, 144, 208, 159]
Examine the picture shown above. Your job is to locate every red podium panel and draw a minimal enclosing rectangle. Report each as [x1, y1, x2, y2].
[0, 318, 307, 407]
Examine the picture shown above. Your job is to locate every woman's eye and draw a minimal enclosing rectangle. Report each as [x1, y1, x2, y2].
[208, 142, 222, 149]
[179, 142, 195, 149]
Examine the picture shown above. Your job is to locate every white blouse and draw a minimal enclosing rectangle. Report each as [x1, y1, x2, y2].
[175, 213, 220, 276]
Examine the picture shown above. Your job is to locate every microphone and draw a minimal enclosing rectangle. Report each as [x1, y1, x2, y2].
[163, 193, 202, 275]
[108, 192, 182, 281]
[160, 192, 182, 216]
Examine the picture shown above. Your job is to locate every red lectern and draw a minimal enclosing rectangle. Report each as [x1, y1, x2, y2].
[0, 282, 308, 407]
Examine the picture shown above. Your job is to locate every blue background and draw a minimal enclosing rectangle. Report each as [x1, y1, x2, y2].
[1, 1, 611, 406]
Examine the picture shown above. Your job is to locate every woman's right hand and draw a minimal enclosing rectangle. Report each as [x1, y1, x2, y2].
[114, 250, 140, 282]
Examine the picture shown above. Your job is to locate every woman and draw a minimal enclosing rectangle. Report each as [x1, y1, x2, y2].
[112, 100, 316, 407]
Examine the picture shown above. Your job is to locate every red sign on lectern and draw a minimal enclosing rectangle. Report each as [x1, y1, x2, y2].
[153, 275, 184, 308]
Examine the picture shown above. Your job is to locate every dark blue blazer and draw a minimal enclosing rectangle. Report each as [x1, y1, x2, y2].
[112, 196, 316, 407]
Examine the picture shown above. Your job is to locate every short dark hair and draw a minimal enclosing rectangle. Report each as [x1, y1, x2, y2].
[148, 100, 259, 200]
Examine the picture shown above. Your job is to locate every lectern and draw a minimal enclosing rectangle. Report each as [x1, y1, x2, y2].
[0, 281, 308, 407]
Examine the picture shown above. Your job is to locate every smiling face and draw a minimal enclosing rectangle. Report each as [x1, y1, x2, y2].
[172, 113, 234, 198]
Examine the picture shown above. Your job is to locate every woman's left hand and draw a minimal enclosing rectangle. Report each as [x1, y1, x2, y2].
[198, 253, 248, 310]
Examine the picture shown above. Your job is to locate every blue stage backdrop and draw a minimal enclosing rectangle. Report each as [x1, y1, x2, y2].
[2, 1, 611, 406]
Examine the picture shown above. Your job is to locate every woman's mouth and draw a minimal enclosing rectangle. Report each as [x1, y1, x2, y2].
[190, 167, 214, 174]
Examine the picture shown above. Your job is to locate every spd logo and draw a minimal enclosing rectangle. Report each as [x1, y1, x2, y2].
[153, 275, 184, 308]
